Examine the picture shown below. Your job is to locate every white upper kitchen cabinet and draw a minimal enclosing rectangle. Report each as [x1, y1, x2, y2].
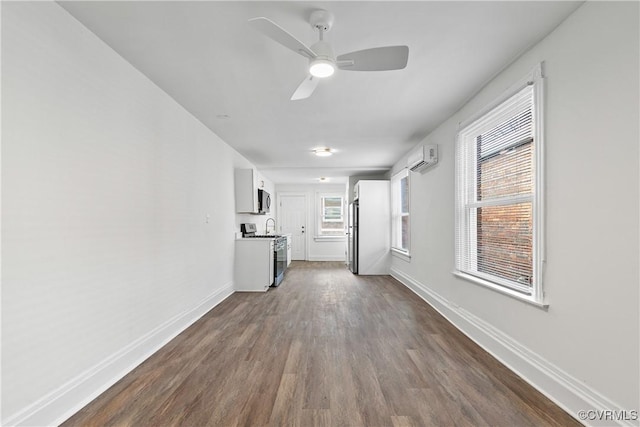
[235, 168, 259, 214]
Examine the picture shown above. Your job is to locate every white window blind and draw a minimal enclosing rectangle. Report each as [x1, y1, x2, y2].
[455, 66, 544, 303]
[317, 194, 345, 237]
[391, 169, 410, 253]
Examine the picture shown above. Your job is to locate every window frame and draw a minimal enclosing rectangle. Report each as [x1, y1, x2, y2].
[454, 64, 546, 307]
[315, 192, 346, 240]
[391, 168, 411, 256]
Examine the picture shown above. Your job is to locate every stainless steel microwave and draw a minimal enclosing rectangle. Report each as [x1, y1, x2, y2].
[257, 189, 271, 214]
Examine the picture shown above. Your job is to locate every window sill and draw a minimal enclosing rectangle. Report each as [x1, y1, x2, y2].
[452, 271, 548, 310]
[391, 248, 411, 262]
[314, 236, 346, 242]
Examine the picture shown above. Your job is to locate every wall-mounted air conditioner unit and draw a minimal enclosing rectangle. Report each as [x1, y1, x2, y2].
[408, 144, 438, 172]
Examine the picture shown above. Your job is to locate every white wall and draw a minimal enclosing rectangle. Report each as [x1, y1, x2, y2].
[1, 2, 265, 425]
[275, 183, 348, 262]
[390, 2, 639, 423]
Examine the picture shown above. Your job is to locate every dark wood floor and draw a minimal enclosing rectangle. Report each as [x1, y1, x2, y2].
[64, 261, 580, 427]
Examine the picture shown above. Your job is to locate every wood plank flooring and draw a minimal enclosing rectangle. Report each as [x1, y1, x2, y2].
[63, 261, 581, 427]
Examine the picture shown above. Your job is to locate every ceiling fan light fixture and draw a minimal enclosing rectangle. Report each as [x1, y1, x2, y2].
[309, 59, 335, 78]
[248, 12, 409, 100]
[313, 147, 333, 157]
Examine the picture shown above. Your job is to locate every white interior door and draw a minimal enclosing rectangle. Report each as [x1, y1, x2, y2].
[279, 194, 307, 261]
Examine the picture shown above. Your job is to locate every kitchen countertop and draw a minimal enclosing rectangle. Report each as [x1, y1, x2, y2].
[236, 238, 273, 241]
[236, 235, 282, 241]
[235, 233, 292, 241]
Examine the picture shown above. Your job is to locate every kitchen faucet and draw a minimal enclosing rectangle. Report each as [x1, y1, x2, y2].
[265, 217, 276, 235]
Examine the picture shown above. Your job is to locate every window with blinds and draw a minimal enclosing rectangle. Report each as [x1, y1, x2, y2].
[391, 169, 410, 253]
[455, 66, 544, 302]
[318, 194, 345, 237]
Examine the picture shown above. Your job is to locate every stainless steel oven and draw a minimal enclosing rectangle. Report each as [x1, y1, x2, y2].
[241, 223, 287, 287]
[273, 236, 286, 286]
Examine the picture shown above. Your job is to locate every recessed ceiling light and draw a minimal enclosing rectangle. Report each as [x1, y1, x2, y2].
[313, 147, 333, 157]
[216, 114, 231, 120]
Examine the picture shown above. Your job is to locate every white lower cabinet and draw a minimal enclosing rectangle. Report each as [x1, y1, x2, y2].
[234, 239, 274, 291]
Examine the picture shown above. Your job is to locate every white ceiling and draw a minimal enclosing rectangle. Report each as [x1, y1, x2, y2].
[58, 1, 582, 184]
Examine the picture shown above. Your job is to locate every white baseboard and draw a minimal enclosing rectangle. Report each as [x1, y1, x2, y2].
[3, 282, 235, 427]
[390, 268, 637, 427]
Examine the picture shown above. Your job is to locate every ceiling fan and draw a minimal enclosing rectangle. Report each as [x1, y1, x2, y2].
[248, 10, 409, 100]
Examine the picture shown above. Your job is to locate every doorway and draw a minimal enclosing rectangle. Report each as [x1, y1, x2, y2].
[278, 194, 307, 261]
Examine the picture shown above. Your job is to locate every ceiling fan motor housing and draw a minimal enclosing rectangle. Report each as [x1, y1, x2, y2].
[310, 40, 335, 62]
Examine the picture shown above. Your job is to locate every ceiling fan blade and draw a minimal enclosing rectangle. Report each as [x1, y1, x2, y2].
[337, 46, 409, 71]
[248, 17, 317, 59]
[291, 75, 320, 101]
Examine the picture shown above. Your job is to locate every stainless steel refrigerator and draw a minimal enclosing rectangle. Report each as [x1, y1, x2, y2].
[348, 180, 390, 275]
[348, 201, 359, 274]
